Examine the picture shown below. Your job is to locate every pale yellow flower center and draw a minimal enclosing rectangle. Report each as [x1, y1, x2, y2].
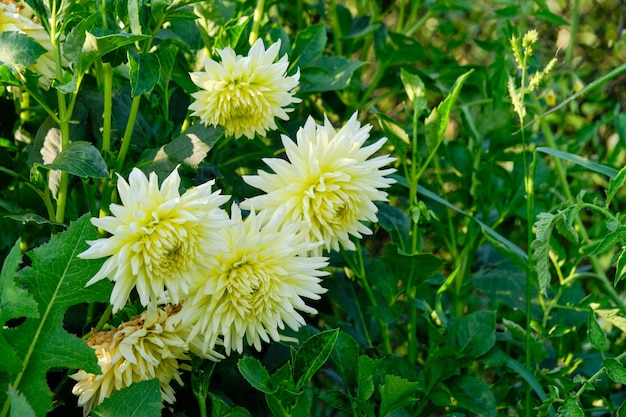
[130, 216, 198, 278]
[303, 172, 359, 230]
[223, 254, 274, 317]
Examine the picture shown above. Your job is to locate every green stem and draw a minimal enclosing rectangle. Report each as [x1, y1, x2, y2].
[565, 0, 580, 64]
[115, 95, 142, 173]
[249, 0, 265, 45]
[102, 64, 113, 153]
[343, 246, 392, 354]
[328, 0, 343, 56]
[94, 305, 113, 332]
[575, 350, 626, 399]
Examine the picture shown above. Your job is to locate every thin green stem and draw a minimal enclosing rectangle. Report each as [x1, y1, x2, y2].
[575, 350, 626, 399]
[396, 0, 406, 33]
[115, 95, 142, 173]
[93, 305, 113, 332]
[249, 0, 265, 45]
[565, 0, 580, 64]
[102, 64, 113, 153]
[343, 246, 392, 354]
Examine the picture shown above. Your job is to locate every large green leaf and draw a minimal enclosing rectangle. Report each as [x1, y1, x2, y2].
[2, 215, 111, 417]
[138, 124, 225, 178]
[237, 357, 275, 394]
[292, 329, 339, 390]
[603, 358, 626, 384]
[447, 375, 496, 417]
[0, 241, 38, 379]
[588, 311, 607, 352]
[378, 375, 419, 416]
[299, 56, 366, 93]
[291, 23, 327, 68]
[448, 310, 496, 358]
[91, 379, 162, 417]
[129, 50, 160, 97]
[329, 331, 359, 393]
[40, 141, 109, 178]
[0, 32, 46, 72]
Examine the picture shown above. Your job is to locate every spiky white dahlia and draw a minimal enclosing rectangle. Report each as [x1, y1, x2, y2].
[242, 112, 396, 254]
[79, 167, 230, 312]
[0, 0, 56, 83]
[177, 204, 328, 356]
[70, 305, 222, 416]
[188, 38, 300, 139]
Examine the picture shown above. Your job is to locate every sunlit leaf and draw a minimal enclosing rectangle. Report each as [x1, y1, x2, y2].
[0, 32, 46, 72]
[41, 141, 109, 178]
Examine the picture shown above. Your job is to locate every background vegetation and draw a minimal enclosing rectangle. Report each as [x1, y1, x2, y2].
[1, 0, 626, 416]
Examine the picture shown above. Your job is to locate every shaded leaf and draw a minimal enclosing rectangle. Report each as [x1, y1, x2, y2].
[129, 50, 160, 97]
[237, 357, 275, 394]
[300, 56, 366, 93]
[330, 331, 359, 392]
[603, 358, 626, 384]
[293, 329, 339, 390]
[91, 379, 163, 417]
[357, 355, 379, 401]
[291, 24, 327, 68]
[209, 392, 252, 417]
[448, 310, 496, 358]
[379, 375, 419, 416]
[41, 141, 109, 178]
[588, 311, 606, 352]
[448, 375, 496, 417]
[3, 215, 111, 417]
[557, 397, 584, 417]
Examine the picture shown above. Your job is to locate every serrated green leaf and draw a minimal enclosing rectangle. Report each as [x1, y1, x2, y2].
[291, 24, 327, 68]
[129, 50, 160, 97]
[424, 69, 473, 153]
[557, 397, 584, 417]
[555, 210, 579, 244]
[603, 358, 626, 384]
[357, 355, 379, 401]
[0, 240, 38, 326]
[237, 357, 275, 394]
[40, 141, 109, 178]
[138, 124, 225, 178]
[299, 56, 366, 93]
[448, 375, 496, 417]
[208, 392, 252, 417]
[531, 212, 556, 295]
[7, 385, 35, 417]
[379, 374, 419, 416]
[588, 227, 626, 256]
[3, 215, 111, 417]
[91, 379, 163, 417]
[330, 331, 359, 391]
[293, 329, 339, 391]
[588, 311, 606, 352]
[448, 310, 496, 358]
[0, 32, 46, 72]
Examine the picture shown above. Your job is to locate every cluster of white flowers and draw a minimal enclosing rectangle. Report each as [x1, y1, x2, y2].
[73, 38, 396, 412]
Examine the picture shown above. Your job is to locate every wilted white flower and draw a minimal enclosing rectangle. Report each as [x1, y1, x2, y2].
[71, 305, 222, 416]
[242, 112, 396, 254]
[79, 167, 230, 312]
[0, 0, 56, 84]
[178, 204, 328, 356]
[188, 38, 300, 139]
